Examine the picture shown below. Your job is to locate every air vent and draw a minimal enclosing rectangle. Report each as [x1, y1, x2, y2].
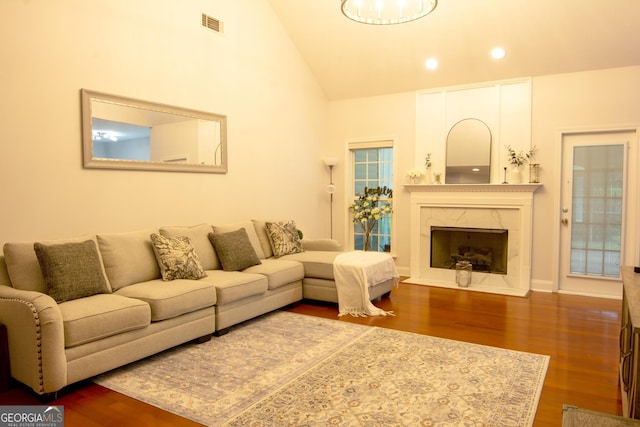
[201, 13, 223, 34]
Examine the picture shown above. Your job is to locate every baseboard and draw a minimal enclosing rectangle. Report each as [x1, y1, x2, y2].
[531, 279, 554, 293]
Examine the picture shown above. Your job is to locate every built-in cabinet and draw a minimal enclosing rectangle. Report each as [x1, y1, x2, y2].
[620, 266, 640, 418]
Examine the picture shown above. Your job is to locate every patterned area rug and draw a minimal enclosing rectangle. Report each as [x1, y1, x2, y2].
[94, 311, 549, 426]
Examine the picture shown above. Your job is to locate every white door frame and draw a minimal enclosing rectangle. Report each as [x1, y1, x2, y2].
[553, 125, 640, 297]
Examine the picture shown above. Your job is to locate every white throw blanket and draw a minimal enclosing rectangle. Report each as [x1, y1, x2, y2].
[333, 251, 399, 317]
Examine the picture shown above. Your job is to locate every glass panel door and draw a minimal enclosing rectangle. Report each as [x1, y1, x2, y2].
[351, 147, 393, 252]
[560, 131, 629, 297]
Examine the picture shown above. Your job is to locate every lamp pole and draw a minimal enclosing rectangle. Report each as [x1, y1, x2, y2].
[324, 158, 338, 239]
[328, 164, 336, 239]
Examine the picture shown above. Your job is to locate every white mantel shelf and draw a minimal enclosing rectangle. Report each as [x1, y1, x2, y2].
[403, 183, 542, 193]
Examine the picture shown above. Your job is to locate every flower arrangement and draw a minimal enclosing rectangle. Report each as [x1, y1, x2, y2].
[349, 186, 393, 251]
[424, 153, 432, 168]
[406, 168, 424, 179]
[506, 145, 536, 167]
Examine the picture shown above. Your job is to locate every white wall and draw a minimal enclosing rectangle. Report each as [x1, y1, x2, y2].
[327, 92, 417, 269]
[0, 0, 329, 247]
[328, 66, 640, 287]
[530, 66, 640, 290]
[2, 1, 638, 291]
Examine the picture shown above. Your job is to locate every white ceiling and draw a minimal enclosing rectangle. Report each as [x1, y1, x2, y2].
[267, 0, 640, 100]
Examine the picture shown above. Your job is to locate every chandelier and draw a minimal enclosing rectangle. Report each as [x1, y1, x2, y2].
[341, 0, 437, 25]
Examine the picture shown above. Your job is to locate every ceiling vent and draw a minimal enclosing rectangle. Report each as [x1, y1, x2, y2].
[201, 13, 223, 34]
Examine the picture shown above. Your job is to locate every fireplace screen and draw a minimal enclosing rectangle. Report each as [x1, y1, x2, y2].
[430, 226, 508, 274]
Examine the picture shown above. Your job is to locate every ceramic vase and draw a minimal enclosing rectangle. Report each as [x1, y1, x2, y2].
[508, 166, 522, 184]
[424, 167, 432, 184]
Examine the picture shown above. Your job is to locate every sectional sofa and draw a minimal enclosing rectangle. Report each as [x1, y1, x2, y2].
[0, 219, 394, 399]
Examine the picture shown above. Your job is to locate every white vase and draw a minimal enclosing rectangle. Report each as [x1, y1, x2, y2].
[424, 167, 432, 184]
[508, 166, 522, 184]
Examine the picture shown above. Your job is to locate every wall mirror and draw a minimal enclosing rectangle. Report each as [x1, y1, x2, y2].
[445, 118, 491, 184]
[81, 89, 227, 173]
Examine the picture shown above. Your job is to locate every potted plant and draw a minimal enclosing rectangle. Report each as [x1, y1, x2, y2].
[349, 187, 393, 251]
[506, 145, 536, 183]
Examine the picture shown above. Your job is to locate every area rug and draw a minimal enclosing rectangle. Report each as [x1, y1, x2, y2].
[94, 311, 549, 426]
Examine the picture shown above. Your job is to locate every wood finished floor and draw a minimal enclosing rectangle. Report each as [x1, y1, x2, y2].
[0, 281, 623, 426]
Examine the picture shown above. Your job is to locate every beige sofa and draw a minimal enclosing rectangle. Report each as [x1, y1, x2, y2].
[0, 220, 394, 399]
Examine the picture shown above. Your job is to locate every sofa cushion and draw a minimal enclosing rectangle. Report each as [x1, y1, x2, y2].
[3, 235, 109, 294]
[251, 219, 275, 258]
[200, 270, 267, 305]
[34, 240, 111, 303]
[213, 221, 266, 259]
[160, 224, 220, 270]
[114, 279, 217, 321]
[280, 251, 341, 280]
[97, 229, 160, 291]
[150, 233, 207, 281]
[243, 259, 304, 290]
[208, 229, 262, 272]
[300, 239, 343, 252]
[59, 294, 150, 348]
[266, 220, 304, 257]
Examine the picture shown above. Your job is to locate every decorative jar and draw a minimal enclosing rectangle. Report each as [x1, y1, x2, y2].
[529, 163, 540, 183]
[455, 260, 472, 287]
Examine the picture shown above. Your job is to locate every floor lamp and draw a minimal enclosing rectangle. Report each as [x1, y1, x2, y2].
[324, 158, 338, 239]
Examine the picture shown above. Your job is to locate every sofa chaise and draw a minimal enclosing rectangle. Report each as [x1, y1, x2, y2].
[0, 219, 394, 399]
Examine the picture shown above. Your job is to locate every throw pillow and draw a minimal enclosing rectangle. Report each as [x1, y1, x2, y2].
[160, 224, 220, 270]
[34, 240, 111, 303]
[265, 220, 304, 258]
[207, 229, 262, 272]
[150, 233, 207, 281]
[212, 221, 266, 259]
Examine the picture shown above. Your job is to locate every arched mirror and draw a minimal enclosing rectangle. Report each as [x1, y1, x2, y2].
[445, 118, 491, 184]
[81, 89, 227, 173]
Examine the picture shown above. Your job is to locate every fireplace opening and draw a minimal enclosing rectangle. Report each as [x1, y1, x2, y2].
[430, 226, 508, 274]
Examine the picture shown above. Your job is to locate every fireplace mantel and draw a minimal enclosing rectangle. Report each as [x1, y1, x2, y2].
[405, 184, 541, 296]
[404, 183, 542, 193]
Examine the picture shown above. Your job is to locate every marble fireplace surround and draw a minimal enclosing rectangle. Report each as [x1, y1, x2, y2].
[404, 184, 541, 296]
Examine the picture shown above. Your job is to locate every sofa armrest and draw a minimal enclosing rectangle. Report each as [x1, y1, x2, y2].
[0, 286, 66, 395]
[301, 239, 343, 252]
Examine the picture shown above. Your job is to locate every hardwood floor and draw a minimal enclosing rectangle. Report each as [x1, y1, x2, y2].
[0, 281, 623, 426]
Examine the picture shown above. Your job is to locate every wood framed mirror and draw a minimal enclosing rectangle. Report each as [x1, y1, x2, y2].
[81, 89, 227, 173]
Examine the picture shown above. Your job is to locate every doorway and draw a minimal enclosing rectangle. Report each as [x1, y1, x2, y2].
[559, 130, 634, 297]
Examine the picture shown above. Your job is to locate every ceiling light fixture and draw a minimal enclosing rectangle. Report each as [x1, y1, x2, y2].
[491, 47, 506, 59]
[425, 58, 438, 70]
[341, 0, 438, 25]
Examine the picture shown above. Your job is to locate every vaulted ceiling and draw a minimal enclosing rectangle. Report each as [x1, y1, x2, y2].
[267, 0, 640, 100]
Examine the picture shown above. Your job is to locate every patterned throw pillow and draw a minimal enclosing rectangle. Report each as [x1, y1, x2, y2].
[150, 233, 207, 281]
[265, 220, 304, 258]
[34, 240, 111, 303]
[208, 229, 262, 272]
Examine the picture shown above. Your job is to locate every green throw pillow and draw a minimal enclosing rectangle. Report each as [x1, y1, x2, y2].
[34, 239, 111, 303]
[265, 220, 304, 258]
[208, 229, 262, 271]
[150, 233, 207, 281]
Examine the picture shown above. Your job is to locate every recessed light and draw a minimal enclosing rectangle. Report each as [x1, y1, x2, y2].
[425, 58, 438, 70]
[472, 168, 480, 172]
[491, 47, 506, 60]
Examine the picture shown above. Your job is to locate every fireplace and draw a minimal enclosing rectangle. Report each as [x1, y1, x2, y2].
[405, 183, 541, 296]
[430, 226, 508, 274]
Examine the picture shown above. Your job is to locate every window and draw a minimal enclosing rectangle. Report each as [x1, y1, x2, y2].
[570, 144, 624, 277]
[350, 142, 393, 252]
